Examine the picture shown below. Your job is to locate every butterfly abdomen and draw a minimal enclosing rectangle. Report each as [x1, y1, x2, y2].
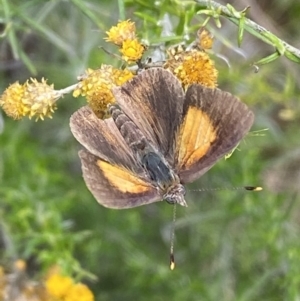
[109, 105, 148, 153]
[109, 104, 186, 204]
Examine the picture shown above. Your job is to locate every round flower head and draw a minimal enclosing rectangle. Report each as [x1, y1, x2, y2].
[73, 65, 134, 118]
[105, 19, 136, 46]
[120, 39, 146, 62]
[0, 82, 26, 119]
[0, 78, 59, 120]
[165, 48, 218, 89]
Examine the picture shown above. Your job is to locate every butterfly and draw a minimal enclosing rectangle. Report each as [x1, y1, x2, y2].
[70, 67, 254, 209]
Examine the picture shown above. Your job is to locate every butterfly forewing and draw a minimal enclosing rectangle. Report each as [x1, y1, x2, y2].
[176, 84, 254, 183]
[113, 68, 185, 164]
[70, 106, 141, 172]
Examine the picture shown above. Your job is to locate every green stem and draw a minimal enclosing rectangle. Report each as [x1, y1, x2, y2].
[118, 0, 126, 20]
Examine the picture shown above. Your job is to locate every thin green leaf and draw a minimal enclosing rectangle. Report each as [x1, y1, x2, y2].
[238, 15, 245, 47]
[134, 12, 159, 24]
[254, 52, 280, 66]
[70, 0, 106, 30]
[285, 50, 300, 63]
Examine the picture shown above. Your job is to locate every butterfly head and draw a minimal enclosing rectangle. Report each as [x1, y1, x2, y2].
[164, 183, 187, 207]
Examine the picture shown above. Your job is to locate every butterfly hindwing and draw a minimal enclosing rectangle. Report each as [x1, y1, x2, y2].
[70, 106, 161, 208]
[79, 150, 160, 209]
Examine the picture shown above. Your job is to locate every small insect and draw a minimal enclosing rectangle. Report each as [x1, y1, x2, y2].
[70, 67, 254, 209]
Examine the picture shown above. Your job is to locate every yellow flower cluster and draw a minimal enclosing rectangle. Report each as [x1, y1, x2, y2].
[46, 272, 94, 301]
[73, 65, 134, 118]
[0, 261, 94, 301]
[0, 78, 59, 120]
[105, 19, 146, 62]
[0, 20, 219, 122]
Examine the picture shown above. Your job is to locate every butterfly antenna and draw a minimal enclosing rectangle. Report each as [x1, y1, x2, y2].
[169, 203, 177, 270]
[244, 186, 263, 191]
[189, 186, 263, 192]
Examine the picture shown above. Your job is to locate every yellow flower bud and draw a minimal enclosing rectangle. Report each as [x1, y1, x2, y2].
[119, 39, 145, 62]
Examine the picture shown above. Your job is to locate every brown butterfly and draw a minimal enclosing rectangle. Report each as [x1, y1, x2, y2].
[70, 68, 254, 209]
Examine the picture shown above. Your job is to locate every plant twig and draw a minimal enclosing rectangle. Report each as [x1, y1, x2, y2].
[195, 0, 300, 65]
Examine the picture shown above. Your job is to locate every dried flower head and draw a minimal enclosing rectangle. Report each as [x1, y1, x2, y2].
[0, 266, 6, 300]
[0, 260, 50, 301]
[73, 65, 134, 118]
[105, 19, 136, 46]
[14, 259, 27, 271]
[0, 82, 25, 119]
[0, 78, 60, 120]
[196, 28, 214, 50]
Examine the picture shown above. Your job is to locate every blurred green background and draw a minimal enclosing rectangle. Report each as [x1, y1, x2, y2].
[1, 0, 300, 300]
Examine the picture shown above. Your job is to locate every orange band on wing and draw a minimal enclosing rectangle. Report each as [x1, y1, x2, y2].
[177, 106, 217, 169]
[97, 160, 151, 193]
